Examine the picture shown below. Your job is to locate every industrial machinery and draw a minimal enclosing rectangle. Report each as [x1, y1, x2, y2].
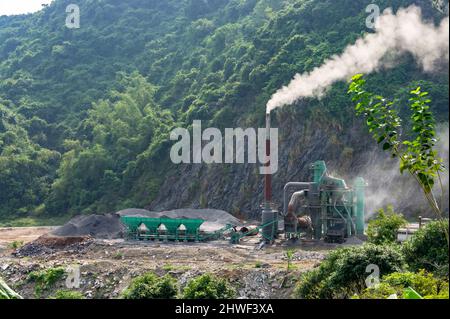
[121, 216, 205, 242]
[120, 216, 245, 242]
[121, 112, 366, 245]
[121, 215, 281, 244]
[261, 108, 365, 244]
[282, 161, 366, 243]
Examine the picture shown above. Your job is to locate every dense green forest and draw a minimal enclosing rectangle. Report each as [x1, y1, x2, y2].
[0, 0, 448, 222]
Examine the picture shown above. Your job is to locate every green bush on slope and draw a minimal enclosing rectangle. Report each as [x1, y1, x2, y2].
[122, 273, 177, 299]
[27, 267, 66, 297]
[182, 273, 235, 299]
[294, 244, 405, 299]
[367, 206, 407, 245]
[50, 290, 85, 299]
[356, 270, 449, 299]
[403, 220, 449, 274]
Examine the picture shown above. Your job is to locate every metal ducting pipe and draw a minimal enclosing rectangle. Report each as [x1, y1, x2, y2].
[284, 190, 306, 236]
[288, 190, 306, 214]
[283, 182, 311, 216]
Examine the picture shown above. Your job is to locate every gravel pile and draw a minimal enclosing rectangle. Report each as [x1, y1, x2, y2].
[52, 214, 125, 239]
[293, 250, 326, 261]
[342, 236, 365, 246]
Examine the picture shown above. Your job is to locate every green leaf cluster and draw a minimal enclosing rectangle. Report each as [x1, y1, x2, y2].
[182, 273, 235, 299]
[402, 219, 449, 273]
[294, 244, 405, 299]
[356, 270, 449, 299]
[348, 74, 447, 230]
[367, 205, 407, 245]
[27, 267, 66, 297]
[121, 273, 178, 299]
[50, 290, 85, 299]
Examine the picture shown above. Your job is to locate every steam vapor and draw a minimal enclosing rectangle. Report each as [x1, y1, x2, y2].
[359, 124, 449, 217]
[266, 5, 449, 113]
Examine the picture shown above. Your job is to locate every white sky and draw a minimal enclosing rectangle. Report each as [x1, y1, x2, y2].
[0, 0, 54, 16]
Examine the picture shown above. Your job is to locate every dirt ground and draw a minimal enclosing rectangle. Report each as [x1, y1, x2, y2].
[0, 227, 57, 246]
[0, 227, 332, 299]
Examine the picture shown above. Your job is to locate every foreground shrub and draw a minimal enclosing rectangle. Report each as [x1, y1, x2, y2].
[122, 273, 177, 299]
[27, 267, 65, 297]
[403, 220, 449, 274]
[367, 206, 407, 245]
[51, 290, 85, 299]
[182, 274, 235, 299]
[357, 270, 449, 299]
[294, 244, 405, 299]
[424, 283, 449, 299]
[384, 270, 438, 296]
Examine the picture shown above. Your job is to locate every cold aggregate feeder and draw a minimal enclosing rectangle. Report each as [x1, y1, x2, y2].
[120, 216, 205, 242]
[120, 216, 243, 242]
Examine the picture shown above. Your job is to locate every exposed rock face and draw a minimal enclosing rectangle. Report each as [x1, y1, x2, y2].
[149, 111, 448, 219]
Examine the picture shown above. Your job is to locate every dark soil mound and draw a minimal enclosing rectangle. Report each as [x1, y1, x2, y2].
[14, 235, 93, 257]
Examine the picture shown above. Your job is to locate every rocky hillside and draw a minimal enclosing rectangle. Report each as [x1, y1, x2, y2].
[0, 0, 448, 221]
[149, 100, 449, 219]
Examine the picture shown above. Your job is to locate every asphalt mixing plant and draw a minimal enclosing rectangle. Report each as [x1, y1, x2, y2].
[282, 160, 366, 243]
[262, 112, 366, 244]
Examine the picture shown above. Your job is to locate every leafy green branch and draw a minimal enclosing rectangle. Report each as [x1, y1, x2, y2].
[348, 74, 447, 245]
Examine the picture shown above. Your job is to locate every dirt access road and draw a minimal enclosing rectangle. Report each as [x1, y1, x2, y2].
[0, 227, 57, 247]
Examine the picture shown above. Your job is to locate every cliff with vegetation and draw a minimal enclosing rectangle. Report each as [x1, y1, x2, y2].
[0, 0, 448, 223]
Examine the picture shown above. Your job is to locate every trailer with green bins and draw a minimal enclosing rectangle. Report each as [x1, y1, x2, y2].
[120, 216, 209, 242]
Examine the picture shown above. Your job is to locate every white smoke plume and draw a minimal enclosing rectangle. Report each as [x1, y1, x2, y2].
[266, 5, 449, 113]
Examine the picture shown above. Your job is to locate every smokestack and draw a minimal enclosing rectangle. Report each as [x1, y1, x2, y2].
[264, 112, 272, 204]
[261, 110, 278, 244]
